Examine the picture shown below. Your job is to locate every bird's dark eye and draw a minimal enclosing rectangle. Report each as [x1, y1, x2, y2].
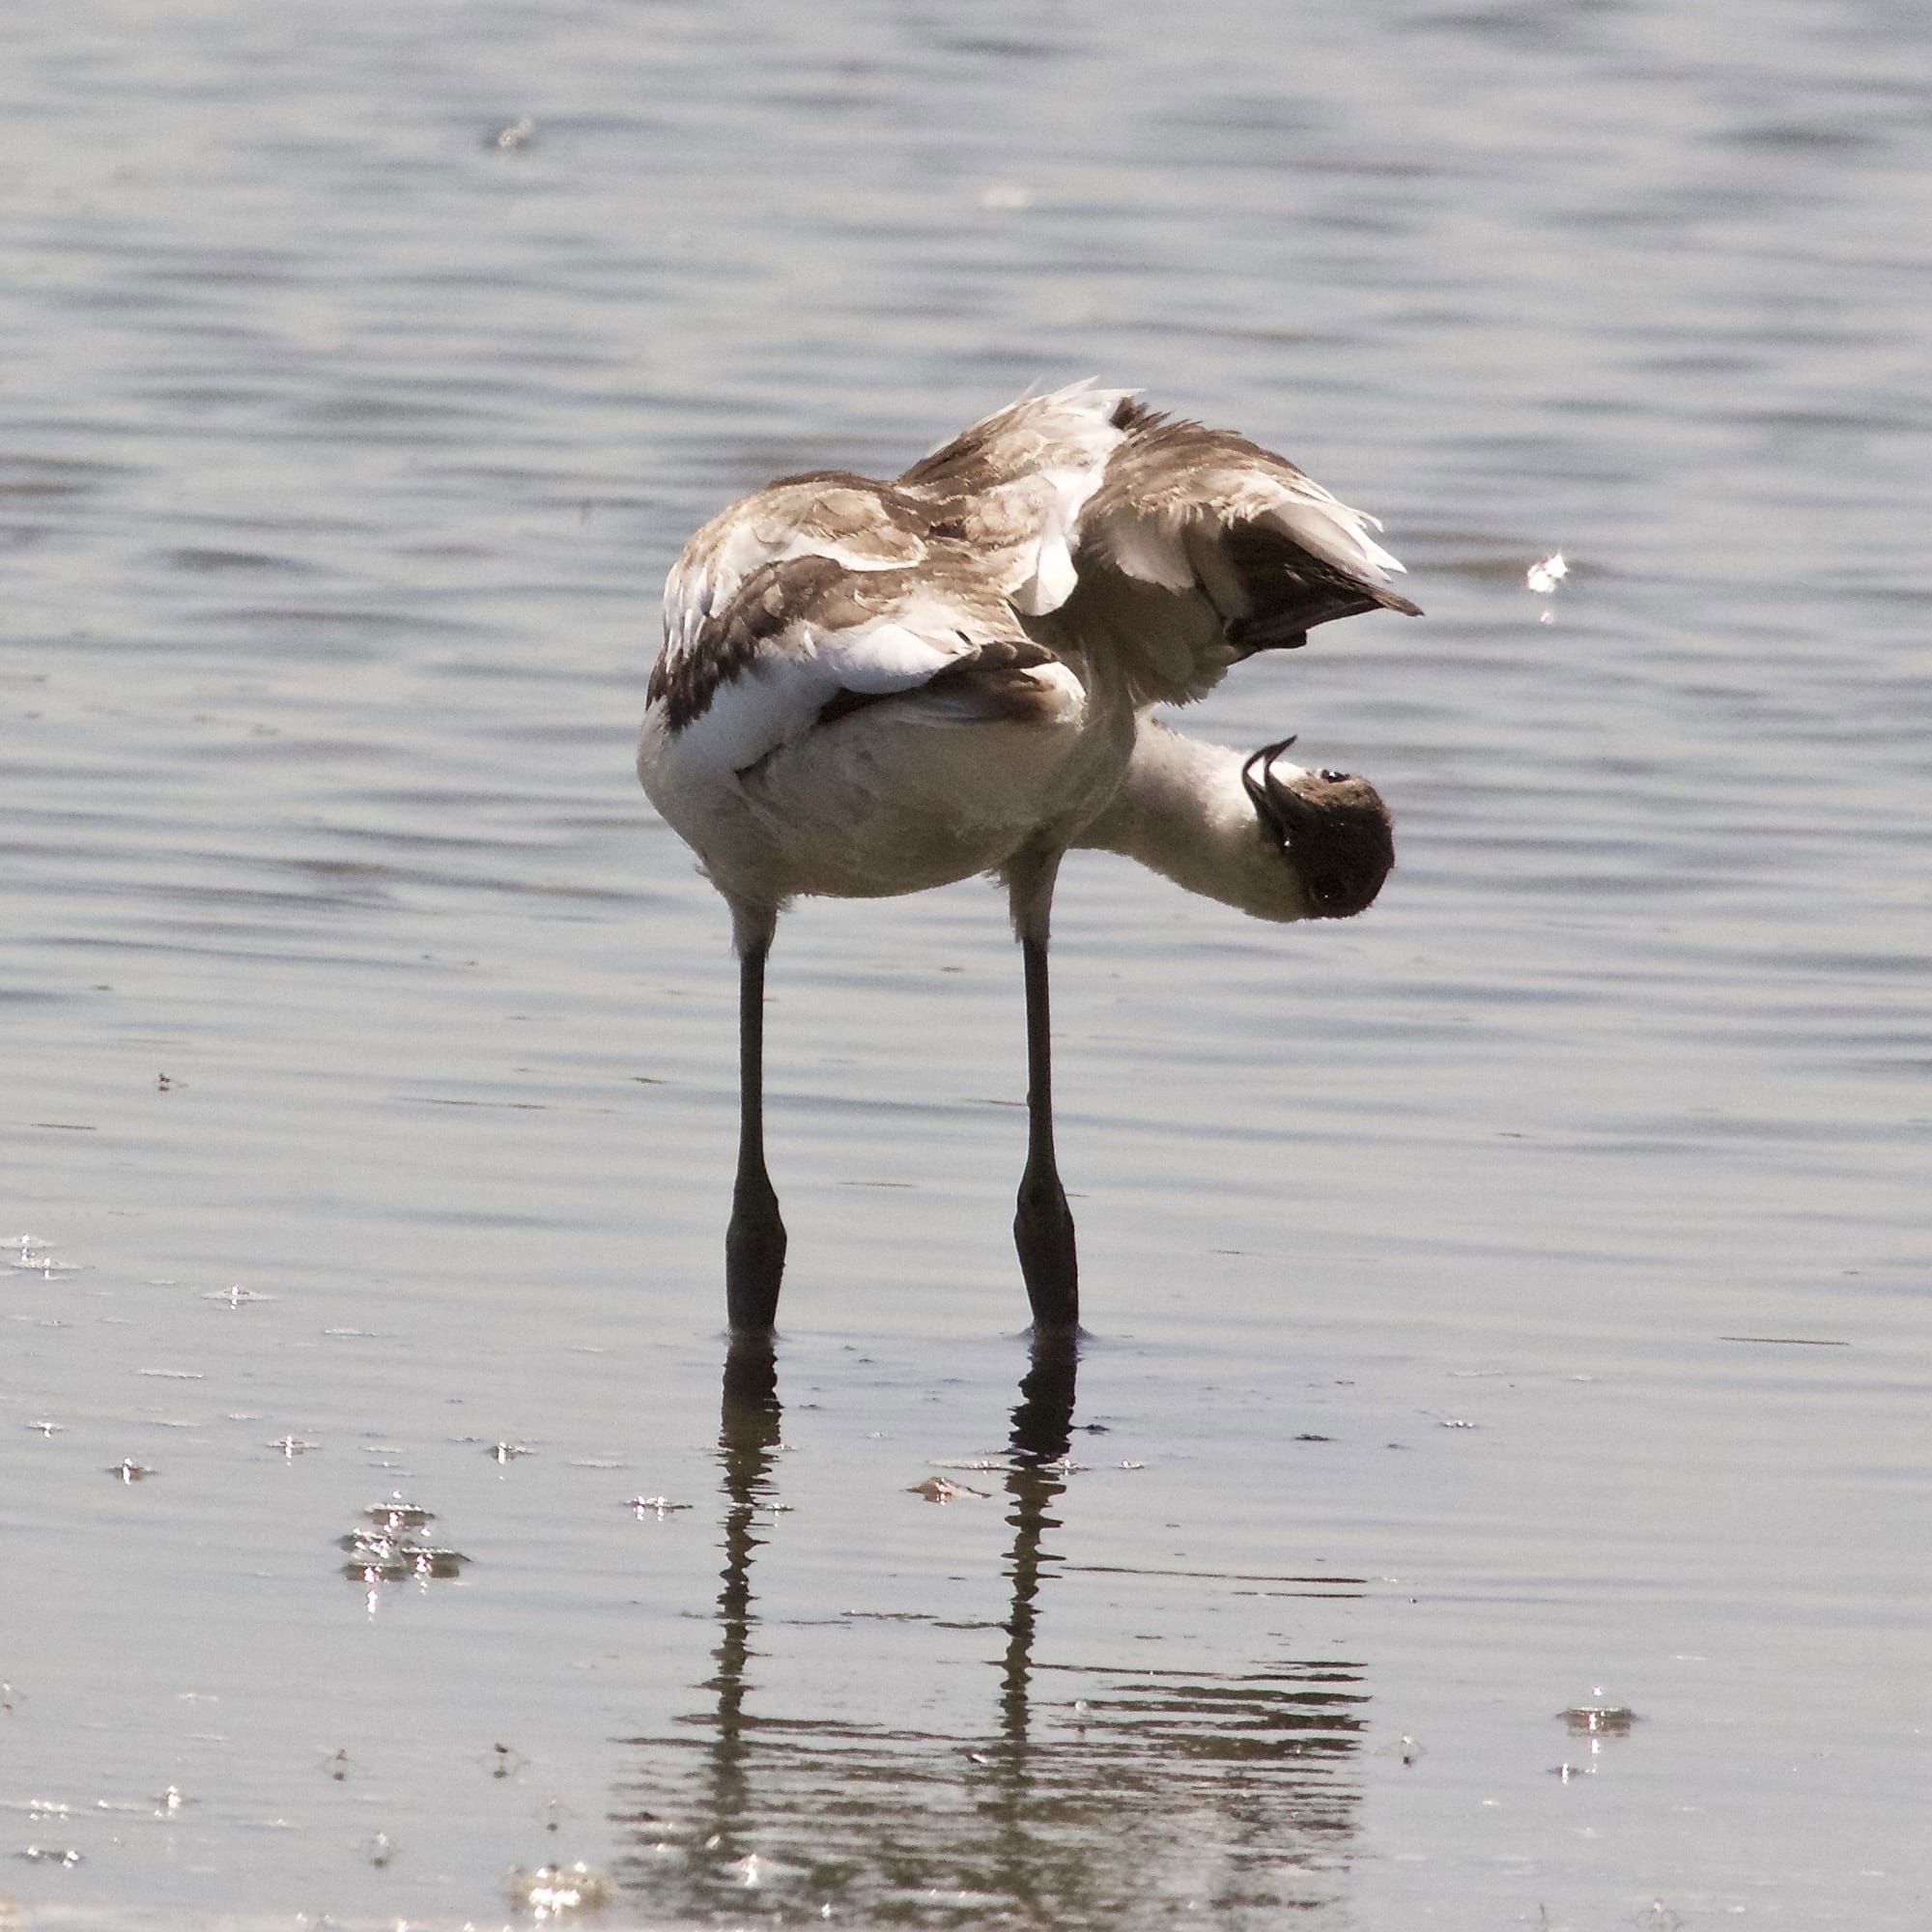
[1319, 768, 1350, 782]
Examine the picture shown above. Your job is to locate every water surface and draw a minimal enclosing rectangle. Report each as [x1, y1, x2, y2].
[4, 1, 1929, 1926]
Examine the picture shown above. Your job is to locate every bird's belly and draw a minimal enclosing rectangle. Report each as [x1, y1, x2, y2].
[643, 704, 1127, 907]
[750, 712, 1113, 898]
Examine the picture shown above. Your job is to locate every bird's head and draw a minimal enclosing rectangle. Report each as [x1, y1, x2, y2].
[1240, 738, 1394, 920]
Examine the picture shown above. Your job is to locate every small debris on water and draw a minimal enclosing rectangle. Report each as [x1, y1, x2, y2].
[491, 116, 538, 151]
[627, 1495, 693, 1519]
[1526, 551, 1568, 594]
[364, 1830, 393, 1867]
[107, 1459, 156, 1482]
[1549, 1760, 1596, 1781]
[487, 1440, 533, 1463]
[337, 1494, 468, 1586]
[365, 1496, 435, 1533]
[337, 1532, 469, 1583]
[508, 1860, 612, 1920]
[15, 1845, 83, 1866]
[1563, 1697, 1637, 1736]
[910, 1476, 989, 1503]
[1526, 551, 1568, 623]
[267, 1435, 318, 1458]
[25, 1421, 63, 1437]
[10, 1235, 79, 1277]
[203, 1284, 269, 1307]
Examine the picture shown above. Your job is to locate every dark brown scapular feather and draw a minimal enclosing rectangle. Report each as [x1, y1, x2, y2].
[1221, 521, 1423, 653]
[815, 636, 1066, 730]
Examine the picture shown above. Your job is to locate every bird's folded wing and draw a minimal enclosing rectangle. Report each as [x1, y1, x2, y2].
[650, 554, 1074, 776]
[666, 384, 1131, 665]
[663, 473, 929, 659]
[658, 386, 1417, 739]
[1056, 402, 1422, 705]
[897, 381, 1132, 619]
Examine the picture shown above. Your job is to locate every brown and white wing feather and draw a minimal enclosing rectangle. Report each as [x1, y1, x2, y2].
[648, 549, 1080, 781]
[1058, 399, 1421, 705]
[663, 471, 929, 662]
[656, 388, 1414, 752]
[897, 381, 1132, 618]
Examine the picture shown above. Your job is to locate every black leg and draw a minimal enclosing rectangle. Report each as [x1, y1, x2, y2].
[725, 936, 785, 1332]
[1013, 931, 1079, 1332]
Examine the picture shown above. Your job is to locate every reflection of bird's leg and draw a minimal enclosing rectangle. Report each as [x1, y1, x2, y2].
[725, 904, 785, 1332]
[721, 1331, 781, 1439]
[999, 1333, 1079, 1752]
[982, 1334, 1078, 1914]
[703, 1336, 782, 1872]
[1009, 1328, 1079, 1465]
[1006, 847, 1078, 1332]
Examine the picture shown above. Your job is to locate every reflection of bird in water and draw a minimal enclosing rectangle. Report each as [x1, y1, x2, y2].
[609, 1340, 1373, 1923]
[639, 384, 1419, 1333]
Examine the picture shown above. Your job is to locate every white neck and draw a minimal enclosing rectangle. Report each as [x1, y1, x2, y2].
[1073, 722, 1316, 922]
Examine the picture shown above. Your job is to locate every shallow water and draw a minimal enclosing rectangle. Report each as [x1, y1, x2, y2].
[5, 0, 1930, 1926]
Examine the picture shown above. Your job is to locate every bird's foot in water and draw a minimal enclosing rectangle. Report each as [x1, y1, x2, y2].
[725, 1171, 787, 1333]
[1014, 1163, 1079, 1333]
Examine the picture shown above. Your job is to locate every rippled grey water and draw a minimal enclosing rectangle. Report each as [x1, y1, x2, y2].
[5, 0, 1929, 1926]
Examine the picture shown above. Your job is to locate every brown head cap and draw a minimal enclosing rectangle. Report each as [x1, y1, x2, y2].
[1241, 745, 1395, 920]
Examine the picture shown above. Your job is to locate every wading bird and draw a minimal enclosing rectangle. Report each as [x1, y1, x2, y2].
[639, 385, 1418, 1334]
